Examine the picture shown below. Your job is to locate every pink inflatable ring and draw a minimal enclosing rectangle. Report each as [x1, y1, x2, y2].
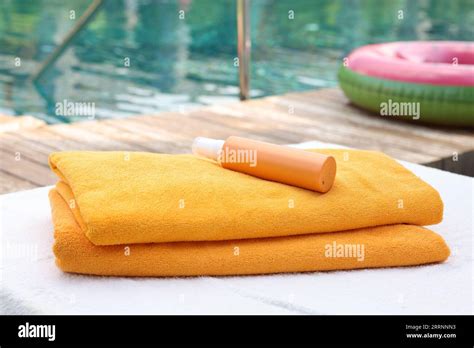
[338, 41, 474, 127]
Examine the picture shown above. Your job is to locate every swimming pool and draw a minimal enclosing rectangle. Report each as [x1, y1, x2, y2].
[0, 0, 472, 123]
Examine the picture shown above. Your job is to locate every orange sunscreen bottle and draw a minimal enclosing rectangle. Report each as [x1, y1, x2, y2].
[192, 136, 337, 193]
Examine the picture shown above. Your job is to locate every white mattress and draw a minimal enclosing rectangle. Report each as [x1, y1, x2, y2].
[0, 141, 472, 314]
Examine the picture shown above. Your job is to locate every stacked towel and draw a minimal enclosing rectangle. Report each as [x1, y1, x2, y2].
[48, 149, 449, 276]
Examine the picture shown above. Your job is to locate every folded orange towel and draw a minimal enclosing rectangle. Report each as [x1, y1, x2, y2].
[49, 149, 443, 246]
[48, 148, 449, 276]
[50, 189, 449, 276]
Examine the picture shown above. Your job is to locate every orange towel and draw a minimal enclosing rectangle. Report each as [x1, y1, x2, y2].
[49, 149, 443, 245]
[48, 149, 449, 276]
[50, 190, 449, 276]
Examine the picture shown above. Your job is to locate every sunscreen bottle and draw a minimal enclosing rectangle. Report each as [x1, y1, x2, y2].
[192, 136, 336, 193]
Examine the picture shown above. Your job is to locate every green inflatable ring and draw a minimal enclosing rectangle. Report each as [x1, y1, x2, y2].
[338, 66, 474, 127]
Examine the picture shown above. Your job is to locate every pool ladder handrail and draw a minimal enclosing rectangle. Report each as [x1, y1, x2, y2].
[31, 0, 251, 100]
[30, 0, 104, 83]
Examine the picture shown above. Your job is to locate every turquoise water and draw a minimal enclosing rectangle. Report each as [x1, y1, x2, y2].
[0, 0, 473, 123]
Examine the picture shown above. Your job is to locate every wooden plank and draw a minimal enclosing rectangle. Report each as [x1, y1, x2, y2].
[0, 148, 56, 187]
[0, 170, 37, 193]
[208, 99, 437, 162]
[68, 121, 156, 152]
[0, 115, 45, 133]
[287, 89, 474, 146]
[47, 123, 139, 151]
[103, 118, 190, 154]
[0, 134, 51, 168]
[271, 93, 472, 150]
[261, 92, 473, 157]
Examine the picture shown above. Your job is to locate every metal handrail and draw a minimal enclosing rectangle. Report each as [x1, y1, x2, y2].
[30, 0, 104, 82]
[32, 0, 251, 100]
[237, 0, 251, 100]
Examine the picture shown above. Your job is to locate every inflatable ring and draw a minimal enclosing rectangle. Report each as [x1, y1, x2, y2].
[338, 41, 474, 127]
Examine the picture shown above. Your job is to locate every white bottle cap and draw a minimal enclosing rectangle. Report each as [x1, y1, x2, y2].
[192, 137, 225, 161]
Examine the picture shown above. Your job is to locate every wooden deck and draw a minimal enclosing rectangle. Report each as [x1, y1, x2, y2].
[1, 88, 473, 194]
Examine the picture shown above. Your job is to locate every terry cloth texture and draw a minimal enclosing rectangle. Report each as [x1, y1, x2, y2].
[48, 149, 449, 276]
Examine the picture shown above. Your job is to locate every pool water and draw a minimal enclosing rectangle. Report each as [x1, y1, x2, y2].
[0, 0, 473, 123]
